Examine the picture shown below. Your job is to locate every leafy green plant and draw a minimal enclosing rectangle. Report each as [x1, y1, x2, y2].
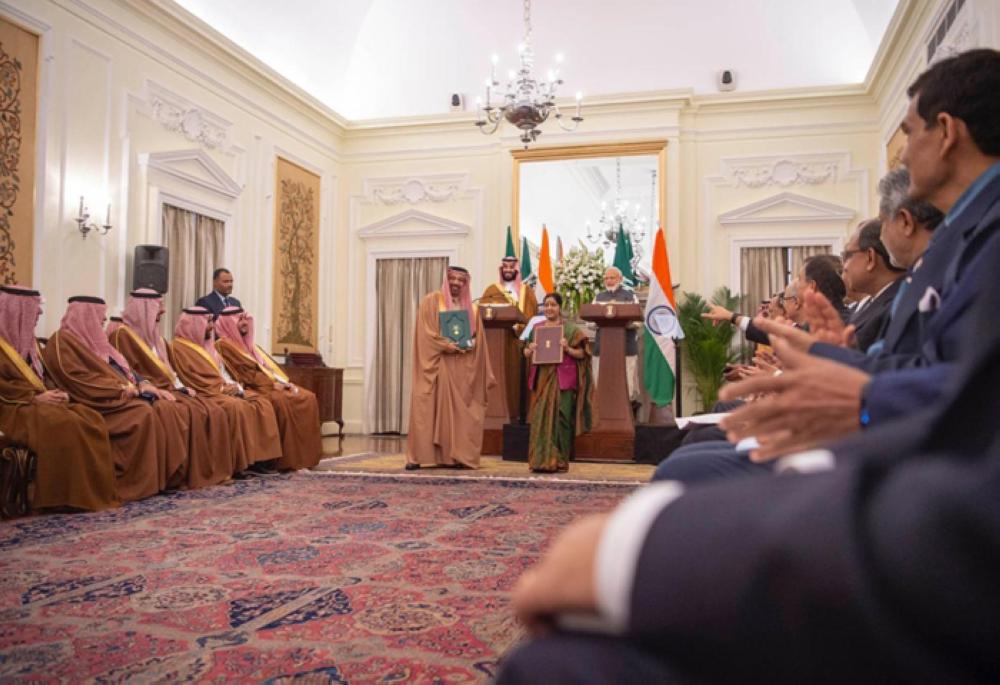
[677, 287, 742, 411]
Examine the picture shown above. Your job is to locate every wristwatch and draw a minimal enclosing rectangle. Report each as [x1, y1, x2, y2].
[729, 312, 741, 325]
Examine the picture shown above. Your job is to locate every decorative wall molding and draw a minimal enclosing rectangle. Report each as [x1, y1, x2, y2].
[719, 153, 850, 188]
[718, 191, 856, 225]
[357, 208, 470, 239]
[927, 0, 979, 65]
[138, 148, 243, 199]
[146, 81, 233, 150]
[362, 173, 469, 205]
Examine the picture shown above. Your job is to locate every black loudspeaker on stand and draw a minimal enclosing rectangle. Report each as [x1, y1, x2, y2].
[133, 245, 169, 293]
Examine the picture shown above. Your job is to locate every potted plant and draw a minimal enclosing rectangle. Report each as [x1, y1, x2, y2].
[677, 287, 742, 411]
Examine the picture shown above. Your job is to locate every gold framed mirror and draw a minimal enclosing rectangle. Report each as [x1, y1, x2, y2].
[512, 140, 667, 273]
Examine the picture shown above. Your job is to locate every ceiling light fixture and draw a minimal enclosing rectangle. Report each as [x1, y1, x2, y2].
[474, 0, 583, 148]
[586, 160, 655, 270]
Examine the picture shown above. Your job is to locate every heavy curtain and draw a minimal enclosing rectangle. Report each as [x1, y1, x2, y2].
[790, 244, 832, 282]
[368, 256, 448, 434]
[740, 247, 787, 316]
[162, 204, 225, 335]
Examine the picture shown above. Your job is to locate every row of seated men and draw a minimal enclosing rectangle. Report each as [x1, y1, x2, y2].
[496, 47, 1000, 683]
[0, 287, 322, 513]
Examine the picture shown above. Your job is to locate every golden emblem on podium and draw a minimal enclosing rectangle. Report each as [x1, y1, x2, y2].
[483, 306, 494, 320]
[605, 304, 616, 318]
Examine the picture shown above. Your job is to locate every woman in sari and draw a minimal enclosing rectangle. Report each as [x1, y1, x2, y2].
[524, 293, 593, 472]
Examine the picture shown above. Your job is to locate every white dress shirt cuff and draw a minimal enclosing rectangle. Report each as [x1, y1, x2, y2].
[739, 316, 750, 332]
[594, 481, 685, 633]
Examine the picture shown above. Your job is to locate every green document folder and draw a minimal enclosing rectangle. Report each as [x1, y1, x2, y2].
[439, 309, 473, 349]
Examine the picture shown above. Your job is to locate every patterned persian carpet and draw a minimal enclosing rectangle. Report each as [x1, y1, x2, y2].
[0, 472, 634, 683]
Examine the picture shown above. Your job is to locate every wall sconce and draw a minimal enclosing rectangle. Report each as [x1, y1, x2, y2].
[75, 196, 112, 238]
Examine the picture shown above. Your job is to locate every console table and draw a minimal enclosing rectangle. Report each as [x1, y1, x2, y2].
[280, 354, 344, 437]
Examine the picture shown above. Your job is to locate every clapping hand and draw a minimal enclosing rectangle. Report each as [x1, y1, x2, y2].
[802, 291, 857, 348]
[718, 335, 870, 462]
[512, 513, 608, 634]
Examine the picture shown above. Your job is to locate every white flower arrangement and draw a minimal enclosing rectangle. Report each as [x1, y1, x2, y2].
[554, 246, 606, 316]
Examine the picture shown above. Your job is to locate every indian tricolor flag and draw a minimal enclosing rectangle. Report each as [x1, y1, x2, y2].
[536, 225, 555, 300]
[643, 227, 683, 406]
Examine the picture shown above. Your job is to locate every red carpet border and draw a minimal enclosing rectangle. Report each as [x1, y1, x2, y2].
[0, 472, 634, 683]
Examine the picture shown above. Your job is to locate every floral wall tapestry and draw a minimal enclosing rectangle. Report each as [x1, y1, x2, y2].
[271, 157, 320, 353]
[0, 18, 37, 286]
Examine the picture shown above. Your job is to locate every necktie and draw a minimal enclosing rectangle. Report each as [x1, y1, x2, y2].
[889, 278, 909, 319]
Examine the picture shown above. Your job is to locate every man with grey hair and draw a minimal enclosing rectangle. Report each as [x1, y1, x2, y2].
[592, 266, 640, 407]
[878, 167, 944, 270]
[800, 167, 946, 364]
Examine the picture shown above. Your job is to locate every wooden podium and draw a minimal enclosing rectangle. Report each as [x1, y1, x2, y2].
[479, 304, 527, 454]
[576, 302, 643, 460]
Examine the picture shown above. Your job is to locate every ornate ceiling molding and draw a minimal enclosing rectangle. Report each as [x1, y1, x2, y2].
[146, 81, 232, 150]
[362, 173, 469, 205]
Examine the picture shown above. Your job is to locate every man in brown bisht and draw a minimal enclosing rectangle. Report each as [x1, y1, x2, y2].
[480, 255, 537, 422]
[0, 286, 117, 511]
[214, 306, 321, 471]
[41, 296, 171, 502]
[169, 306, 282, 473]
[112, 289, 234, 488]
[406, 266, 494, 470]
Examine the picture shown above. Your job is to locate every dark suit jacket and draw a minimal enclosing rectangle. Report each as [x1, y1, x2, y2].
[593, 287, 639, 356]
[847, 277, 902, 353]
[811, 214, 966, 370]
[808, 170, 1000, 424]
[626, 250, 1000, 682]
[194, 292, 241, 318]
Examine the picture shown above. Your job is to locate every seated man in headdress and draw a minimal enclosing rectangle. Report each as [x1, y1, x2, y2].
[111, 289, 235, 488]
[480, 255, 537, 420]
[406, 266, 494, 470]
[41, 296, 178, 501]
[214, 307, 321, 471]
[169, 306, 282, 473]
[0, 285, 117, 511]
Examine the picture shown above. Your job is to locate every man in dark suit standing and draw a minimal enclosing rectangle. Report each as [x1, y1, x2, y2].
[195, 268, 241, 318]
[592, 267, 639, 406]
[840, 219, 905, 352]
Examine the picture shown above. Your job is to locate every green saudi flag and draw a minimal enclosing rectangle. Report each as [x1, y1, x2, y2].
[504, 226, 517, 259]
[520, 235, 534, 281]
[612, 226, 636, 286]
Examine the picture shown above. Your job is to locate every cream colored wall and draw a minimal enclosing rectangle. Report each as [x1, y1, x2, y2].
[340, 92, 879, 416]
[5, 0, 344, 349]
[13, 0, 999, 431]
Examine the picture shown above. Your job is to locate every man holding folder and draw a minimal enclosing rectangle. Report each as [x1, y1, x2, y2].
[405, 266, 494, 470]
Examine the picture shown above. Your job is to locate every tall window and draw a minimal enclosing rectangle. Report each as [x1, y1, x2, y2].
[162, 204, 225, 335]
[739, 244, 831, 314]
[368, 256, 448, 434]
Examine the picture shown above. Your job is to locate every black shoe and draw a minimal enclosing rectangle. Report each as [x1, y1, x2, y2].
[404, 463, 421, 471]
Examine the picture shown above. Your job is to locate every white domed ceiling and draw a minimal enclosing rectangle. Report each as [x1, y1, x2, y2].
[172, 0, 900, 121]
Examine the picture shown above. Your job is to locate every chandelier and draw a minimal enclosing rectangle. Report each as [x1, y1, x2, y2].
[474, 0, 583, 148]
[586, 159, 656, 270]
